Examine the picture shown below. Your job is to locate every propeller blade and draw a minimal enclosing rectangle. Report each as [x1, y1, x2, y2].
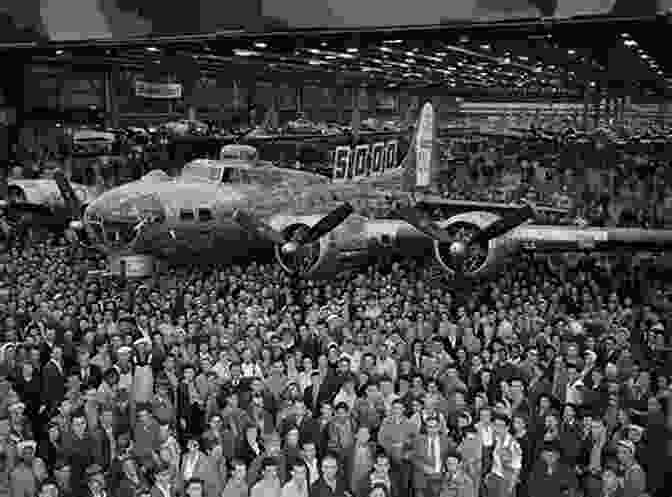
[304, 203, 354, 243]
[53, 171, 83, 218]
[471, 203, 535, 245]
[396, 206, 454, 244]
[232, 210, 286, 245]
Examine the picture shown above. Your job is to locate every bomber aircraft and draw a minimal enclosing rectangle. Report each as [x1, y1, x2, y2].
[53, 101, 672, 280]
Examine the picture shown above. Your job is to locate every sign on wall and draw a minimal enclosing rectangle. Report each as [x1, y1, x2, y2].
[134, 81, 183, 99]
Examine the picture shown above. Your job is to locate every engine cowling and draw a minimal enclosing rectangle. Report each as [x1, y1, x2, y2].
[267, 215, 336, 277]
[433, 211, 513, 278]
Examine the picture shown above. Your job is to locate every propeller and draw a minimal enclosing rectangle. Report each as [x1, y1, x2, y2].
[397, 202, 535, 275]
[54, 171, 84, 221]
[468, 202, 535, 246]
[233, 202, 354, 253]
[53, 171, 91, 245]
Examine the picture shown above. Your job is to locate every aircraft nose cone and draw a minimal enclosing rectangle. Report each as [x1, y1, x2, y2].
[282, 241, 299, 254]
[449, 241, 467, 257]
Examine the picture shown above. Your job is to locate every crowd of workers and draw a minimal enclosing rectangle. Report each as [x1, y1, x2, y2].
[0, 128, 671, 497]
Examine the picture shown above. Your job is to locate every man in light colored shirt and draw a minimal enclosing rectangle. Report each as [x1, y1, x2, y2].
[251, 457, 282, 497]
[375, 344, 397, 382]
[564, 363, 584, 406]
[222, 459, 249, 497]
[485, 413, 522, 497]
[301, 441, 320, 486]
[281, 459, 310, 497]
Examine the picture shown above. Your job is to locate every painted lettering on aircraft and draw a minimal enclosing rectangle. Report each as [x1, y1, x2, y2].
[332, 140, 399, 181]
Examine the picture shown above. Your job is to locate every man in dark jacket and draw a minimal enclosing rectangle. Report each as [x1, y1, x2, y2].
[527, 441, 579, 497]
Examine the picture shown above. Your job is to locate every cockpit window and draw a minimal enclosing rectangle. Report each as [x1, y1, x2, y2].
[221, 167, 250, 184]
[197, 208, 213, 222]
[179, 209, 195, 221]
[220, 145, 258, 162]
[182, 161, 222, 182]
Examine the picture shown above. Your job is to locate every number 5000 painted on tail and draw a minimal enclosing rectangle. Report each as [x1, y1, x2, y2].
[331, 140, 399, 181]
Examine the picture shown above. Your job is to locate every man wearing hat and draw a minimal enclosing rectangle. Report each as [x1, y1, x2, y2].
[527, 441, 578, 497]
[9, 440, 37, 497]
[616, 440, 646, 497]
[85, 464, 109, 497]
[132, 336, 154, 410]
[52, 459, 73, 497]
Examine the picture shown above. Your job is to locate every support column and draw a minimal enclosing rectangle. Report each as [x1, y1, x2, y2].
[247, 79, 257, 126]
[351, 86, 361, 144]
[1, 55, 24, 162]
[623, 95, 632, 126]
[583, 91, 591, 131]
[104, 66, 120, 129]
[296, 86, 303, 115]
[169, 54, 200, 121]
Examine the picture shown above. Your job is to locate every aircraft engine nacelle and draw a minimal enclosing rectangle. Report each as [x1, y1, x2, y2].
[433, 211, 515, 279]
[271, 215, 336, 278]
[270, 214, 387, 279]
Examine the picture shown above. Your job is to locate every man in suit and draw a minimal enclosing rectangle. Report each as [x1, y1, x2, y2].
[41, 345, 66, 415]
[280, 400, 321, 448]
[76, 348, 102, 391]
[412, 416, 456, 497]
[179, 437, 222, 497]
[10, 440, 37, 497]
[150, 463, 178, 497]
[304, 370, 332, 418]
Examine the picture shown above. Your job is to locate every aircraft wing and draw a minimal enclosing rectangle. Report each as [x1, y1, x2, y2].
[414, 197, 569, 219]
[511, 225, 672, 253]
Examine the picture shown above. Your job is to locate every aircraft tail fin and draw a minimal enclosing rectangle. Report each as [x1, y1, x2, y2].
[330, 100, 439, 190]
[399, 100, 439, 192]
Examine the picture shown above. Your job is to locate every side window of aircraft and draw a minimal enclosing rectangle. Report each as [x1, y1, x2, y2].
[179, 209, 195, 221]
[198, 208, 213, 222]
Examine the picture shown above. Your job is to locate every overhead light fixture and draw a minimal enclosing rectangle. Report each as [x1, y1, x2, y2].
[480, 44, 491, 50]
[346, 47, 359, 53]
[234, 49, 260, 57]
[320, 42, 328, 47]
[146, 46, 160, 52]
[624, 39, 638, 47]
[253, 42, 267, 49]
[567, 49, 576, 55]
[55, 49, 64, 55]
[379, 46, 393, 53]
[621, 33, 631, 38]
[384, 39, 403, 44]
[308, 59, 324, 65]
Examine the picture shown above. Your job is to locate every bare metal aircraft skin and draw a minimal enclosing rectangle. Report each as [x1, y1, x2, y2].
[0, 177, 96, 239]
[60, 102, 672, 280]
